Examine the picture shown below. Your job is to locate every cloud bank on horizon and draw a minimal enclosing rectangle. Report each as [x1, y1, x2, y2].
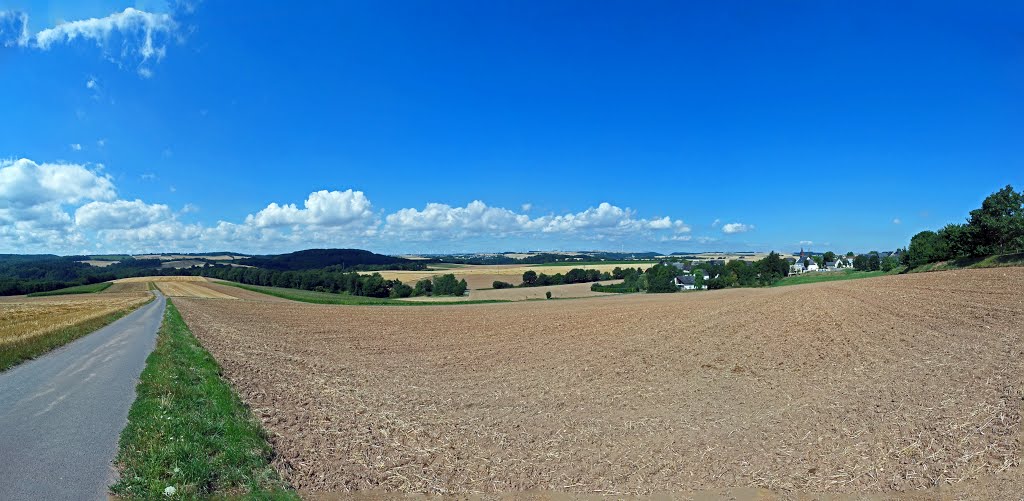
[0, 157, 719, 254]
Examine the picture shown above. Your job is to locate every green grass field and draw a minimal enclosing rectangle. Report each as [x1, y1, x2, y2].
[770, 268, 901, 287]
[112, 302, 296, 499]
[27, 282, 112, 297]
[221, 282, 507, 306]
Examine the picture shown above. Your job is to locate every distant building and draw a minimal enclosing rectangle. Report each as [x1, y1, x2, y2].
[673, 275, 706, 290]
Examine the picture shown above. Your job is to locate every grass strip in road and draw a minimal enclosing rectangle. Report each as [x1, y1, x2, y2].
[26, 282, 112, 297]
[220, 281, 508, 306]
[0, 295, 153, 372]
[112, 302, 296, 500]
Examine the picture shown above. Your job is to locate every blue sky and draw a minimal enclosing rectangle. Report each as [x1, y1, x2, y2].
[1, 1, 1022, 255]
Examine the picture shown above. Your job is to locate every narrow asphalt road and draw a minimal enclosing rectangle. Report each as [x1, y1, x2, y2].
[0, 291, 166, 501]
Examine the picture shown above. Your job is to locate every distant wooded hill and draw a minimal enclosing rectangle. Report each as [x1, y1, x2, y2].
[237, 248, 423, 271]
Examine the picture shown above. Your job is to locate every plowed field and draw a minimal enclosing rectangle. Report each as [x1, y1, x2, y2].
[172, 268, 1024, 496]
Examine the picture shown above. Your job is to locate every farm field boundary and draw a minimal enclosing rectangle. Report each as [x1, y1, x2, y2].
[112, 301, 296, 499]
[220, 282, 508, 306]
[26, 282, 112, 297]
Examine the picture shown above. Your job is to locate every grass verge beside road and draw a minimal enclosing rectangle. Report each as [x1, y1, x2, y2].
[112, 302, 295, 499]
[220, 282, 507, 306]
[26, 282, 112, 297]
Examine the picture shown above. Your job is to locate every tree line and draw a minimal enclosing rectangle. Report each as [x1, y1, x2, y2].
[904, 185, 1024, 267]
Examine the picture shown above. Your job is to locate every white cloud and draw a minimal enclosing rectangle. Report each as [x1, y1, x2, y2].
[247, 190, 377, 230]
[386, 200, 531, 239]
[86, 77, 98, 89]
[75, 199, 172, 230]
[70, 143, 82, 151]
[0, 158, 115, 208]
[521, 203, 532, 212]
[0, 11, 30, 47]
[799, 240, 814, 246]
[711, 218, 721, 227]
[892, 218, 901, 225]
[0, 161, 713, 253]
[7, 8, 181, 76]
[385, 200, 690, 241]
[97, 138, 106, 147]
[722, 222, 754, 234]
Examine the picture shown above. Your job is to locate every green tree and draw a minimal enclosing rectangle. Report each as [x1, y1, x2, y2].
[693, 272, 705, 290]
[880, 255, 899, 272]
[522, 270, 537, 286]
[906, 230, 949, 266]
[822, 251, 837, 263]
[967, 185, 1024, 255]
[413, 278, 432, 296]
[867, 252, 881, 271]
[432, 274, 467, 296]
[645, 264, 677, 293]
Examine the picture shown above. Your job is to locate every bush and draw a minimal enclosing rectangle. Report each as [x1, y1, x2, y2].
[492, 281, 514, 289]
[432, 274, 468, 296]
[545, 291, 552, 299]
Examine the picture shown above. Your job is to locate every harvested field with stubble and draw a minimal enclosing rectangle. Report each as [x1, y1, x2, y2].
[0, 292, 152, 369]
[155, 281, 237, 299]
[172, 268, 1024, 497]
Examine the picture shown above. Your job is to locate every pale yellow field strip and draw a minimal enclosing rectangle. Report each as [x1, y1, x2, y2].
[115, 275, 209, 283]
[155, 281, 238, 299]
[0, 293, 151, 346]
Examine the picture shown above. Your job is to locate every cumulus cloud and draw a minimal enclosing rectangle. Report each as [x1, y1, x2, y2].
[0, 158, 115, 208]
[721, 222, 754, 234]
[75, 199, 172, 230]
[6, 7, 180, 76]
[0, 162, 710, 253]
[70, 143, 82, 151]
[0, 158, 117, 251]
[246, 189, 377, 230]
[521, 203, 532, 212]
[385, 200, 690, 241]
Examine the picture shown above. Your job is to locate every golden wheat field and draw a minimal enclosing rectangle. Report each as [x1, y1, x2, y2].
[0, 293, 152, 348]
[367, 263, 651, 290]
[155, 281, 238, 299]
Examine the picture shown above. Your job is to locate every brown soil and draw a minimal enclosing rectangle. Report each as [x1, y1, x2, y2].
[172, 268, 1024, 497]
